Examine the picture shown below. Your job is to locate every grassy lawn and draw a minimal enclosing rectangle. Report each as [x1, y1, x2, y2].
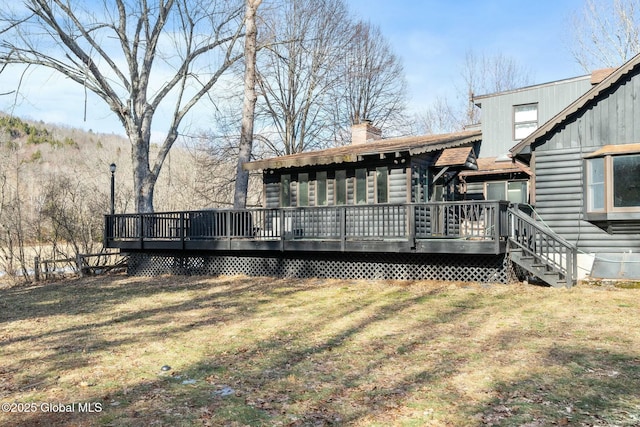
[0, 274, 639, 426]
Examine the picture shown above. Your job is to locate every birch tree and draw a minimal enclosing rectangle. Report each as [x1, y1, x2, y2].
[0, 0, 245, 213]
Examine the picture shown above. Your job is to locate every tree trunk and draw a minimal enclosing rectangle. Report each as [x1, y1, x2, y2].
[234, 0, 262, 209]
[131, 131, 157, 213]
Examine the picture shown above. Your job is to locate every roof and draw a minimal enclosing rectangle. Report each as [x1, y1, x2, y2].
[434, 146, 477, 168]
[583, 143, 640, 158]
[511, 53, 640, 156]
[244, 129, 482, 171]
[472, 75, 591, 105]
[459, 157, 531, 178]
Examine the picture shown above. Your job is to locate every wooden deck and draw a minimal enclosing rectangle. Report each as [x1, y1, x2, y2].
[104, 201, 510, 255]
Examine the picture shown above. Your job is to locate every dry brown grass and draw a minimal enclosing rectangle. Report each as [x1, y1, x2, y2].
[0, 275, 639, 426]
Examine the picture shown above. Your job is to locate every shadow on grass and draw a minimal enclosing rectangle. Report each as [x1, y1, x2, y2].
[466, 344, 640, 426]
[2, 275, 639, 426]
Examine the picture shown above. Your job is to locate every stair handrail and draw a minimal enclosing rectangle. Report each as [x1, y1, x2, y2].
[508, 205, 578, 286]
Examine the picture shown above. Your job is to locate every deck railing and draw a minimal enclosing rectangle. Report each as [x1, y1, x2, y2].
[104, 201, 510, 247]
[508, 205, 578, 286]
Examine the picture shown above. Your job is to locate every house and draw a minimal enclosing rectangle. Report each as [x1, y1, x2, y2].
[105, 58, 639, 286]
[243, 122, 481, 207]
[104, 124, 515, 284]
[463, 74, 593, 204]
[510, 54, 640, 281]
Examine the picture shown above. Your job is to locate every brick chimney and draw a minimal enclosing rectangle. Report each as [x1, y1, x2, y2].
[351, 120, 382, 145]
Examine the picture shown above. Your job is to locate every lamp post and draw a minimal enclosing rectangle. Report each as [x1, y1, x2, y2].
[110, 163, 116, 215]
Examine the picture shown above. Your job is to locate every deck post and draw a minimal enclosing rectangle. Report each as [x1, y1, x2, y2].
[494, 202, 503, 254]
[280, 210, 285, 251]
[138, 214, 144, 250]
[340, 207, 346, 251]
[407, 204, 416, 250]
[566, 246, 578, 287]
[180, 212, 185, 250]
[226, 210, 232, 250]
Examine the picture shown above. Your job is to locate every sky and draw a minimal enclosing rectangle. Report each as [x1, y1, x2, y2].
[0, 0, 589, 139]
[348, 0, 588, 110]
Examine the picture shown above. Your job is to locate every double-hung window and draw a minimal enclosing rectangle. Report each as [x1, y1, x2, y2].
[514, 103, 538, 140]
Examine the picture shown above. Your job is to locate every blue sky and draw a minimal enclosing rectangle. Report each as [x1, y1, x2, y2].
[1, 0, 589, 137]
[349, 0, 588, 111]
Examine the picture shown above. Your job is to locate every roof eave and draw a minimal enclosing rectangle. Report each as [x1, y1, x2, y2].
[510, 53, 640, 156]
[244, 130, 482, 171]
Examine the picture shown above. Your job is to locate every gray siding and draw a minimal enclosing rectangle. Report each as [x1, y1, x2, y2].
[389, 167, 407, 204]
[478, 76, 592, 158]
[537, 74, 640, 153]
[263, 162, 411, 208]
[465, 182, 485, 200]
[264, 174, 280, 208]
[534, 148, 640, 254]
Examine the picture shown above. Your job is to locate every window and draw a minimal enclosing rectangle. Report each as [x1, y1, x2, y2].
[412, 167, 429, 203]
[587, 157, 605, 211]
[280, 174, 291, 207]
[486, 182, 505, 201]
[298, 173, 309, 206]
[613, 155, 640, 207]
[335, 170, 346, 205]
[507, 181, 528, 203]
[514, 103, 538, 140]
[486, 180, 528, 203]
[316, 172, 327, 206]
[356, 168, 367, 204]
[587, 153, 640, 213]
[376, 167, 388, 203]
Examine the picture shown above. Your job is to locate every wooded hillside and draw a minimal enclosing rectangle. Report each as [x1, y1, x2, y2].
[0, 113, 261, 281]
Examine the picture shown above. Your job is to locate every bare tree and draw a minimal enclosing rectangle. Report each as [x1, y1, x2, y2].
[461, 51, 533, 125]
[41, 175, 107, 258]
[0, 143, 30, 282]
[414, 97, 462, 135]
[571, 0, 640, 72]
[417, 51, 533, 134]
[234, 0, 262, 209]
[329, 21, 407, 143]
[255, 0, 351, 155]
[0, 0, 245, 213]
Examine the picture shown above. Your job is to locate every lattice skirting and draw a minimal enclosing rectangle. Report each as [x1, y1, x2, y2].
[127, 251, 517, 284]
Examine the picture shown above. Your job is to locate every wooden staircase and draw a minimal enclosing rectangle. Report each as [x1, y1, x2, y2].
[507, 206, 578, 288]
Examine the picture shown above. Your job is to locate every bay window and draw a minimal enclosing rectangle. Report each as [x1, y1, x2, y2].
[585, 150, 640, 220]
